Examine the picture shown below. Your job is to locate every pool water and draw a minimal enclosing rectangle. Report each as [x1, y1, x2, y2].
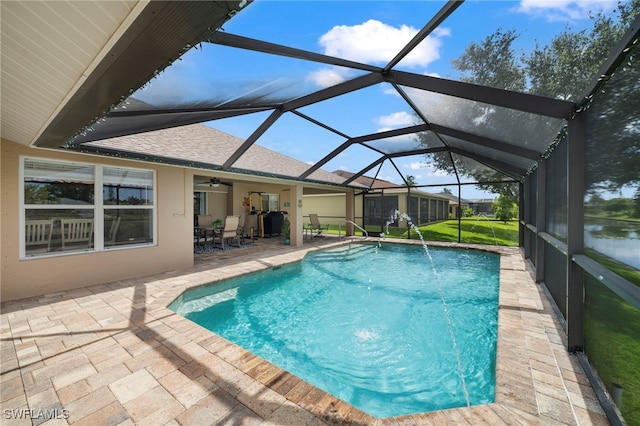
[170, 243, 500, 418]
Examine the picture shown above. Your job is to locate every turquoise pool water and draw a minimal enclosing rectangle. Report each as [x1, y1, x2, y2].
[170, 243, 500, 418]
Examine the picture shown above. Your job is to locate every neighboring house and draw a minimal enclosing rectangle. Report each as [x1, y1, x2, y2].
[2, 124, 359, 301]
[434, 192, 496, 217]
[308, 171, 451, 230]
[434, 191, 471, 218]
[468, 199, 495, 215]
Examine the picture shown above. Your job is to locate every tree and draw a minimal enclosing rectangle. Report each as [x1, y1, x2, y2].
[419, 29, 525, 200]
[524, 30, 593, 101]
[451, 29, 525, 91]
[417, 1, 639, 202]
[603, 197, 633, 215]
[493, 195, 518, 223]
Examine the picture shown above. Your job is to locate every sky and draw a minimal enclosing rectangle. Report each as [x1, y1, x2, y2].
[137, 0, 623, 199]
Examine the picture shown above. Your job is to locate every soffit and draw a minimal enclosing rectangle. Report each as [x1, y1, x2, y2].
[1, 0, 245, 148]
[1, 0, 140, 146]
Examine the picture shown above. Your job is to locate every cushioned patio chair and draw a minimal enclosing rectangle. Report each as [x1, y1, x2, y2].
[195, 214, 220, 250]
[309, 214, 329, 238]
[220, 215, 241, 249]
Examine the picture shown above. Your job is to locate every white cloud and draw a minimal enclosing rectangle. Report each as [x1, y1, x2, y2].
[382, 86, 400, 97]
[306, 67, 350, 88]
[397, 161, 453, 183]
[318, 19, 449, 68]
[515, 0, 618, 21]
[376, 111, 414, 128]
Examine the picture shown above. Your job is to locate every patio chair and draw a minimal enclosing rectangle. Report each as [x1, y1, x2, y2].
[195, 214, 219, 250]
[220, 215, 241, 250]
[309, 214, 329, 238]
[197, 214, 213, 229]
[61, 218, 94, 250]
[25, 219, 54, 253]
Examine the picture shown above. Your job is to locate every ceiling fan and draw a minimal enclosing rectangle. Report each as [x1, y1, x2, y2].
[195, 177, 232, 188]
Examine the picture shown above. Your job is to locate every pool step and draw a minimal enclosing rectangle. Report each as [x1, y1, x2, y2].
[310, 243, 378, 261]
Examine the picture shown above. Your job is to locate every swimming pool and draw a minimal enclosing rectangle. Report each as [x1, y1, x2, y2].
[170, 243, 500, 418]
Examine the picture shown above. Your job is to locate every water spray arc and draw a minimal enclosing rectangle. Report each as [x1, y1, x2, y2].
[385, 209, 471, 408]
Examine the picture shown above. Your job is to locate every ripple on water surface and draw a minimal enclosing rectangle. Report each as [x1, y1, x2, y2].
[171, 243, 500, 418]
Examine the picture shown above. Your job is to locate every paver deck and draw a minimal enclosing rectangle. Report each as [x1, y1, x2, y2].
[1, 237, 610, 425]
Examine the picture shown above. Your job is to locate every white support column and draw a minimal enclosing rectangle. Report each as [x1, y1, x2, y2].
[345, 189, 355, 236]
[291, 184, 304, 246]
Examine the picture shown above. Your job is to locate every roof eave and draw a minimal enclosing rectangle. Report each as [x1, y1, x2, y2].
[34, 1, 248, 149]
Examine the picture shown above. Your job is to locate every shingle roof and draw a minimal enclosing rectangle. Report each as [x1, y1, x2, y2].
[434, 191, 470, 204]
[332, 170, 450, 200]
[85, 123, 353, 186]
[332, 170, 399, 189]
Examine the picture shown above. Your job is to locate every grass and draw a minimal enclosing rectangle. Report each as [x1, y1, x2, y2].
[585, 249, 640, 287]
[584, 275, 640, 425]
[322, 217, 519, 247]
[586, 212, 640, 223]
[582, 250, 640, 425]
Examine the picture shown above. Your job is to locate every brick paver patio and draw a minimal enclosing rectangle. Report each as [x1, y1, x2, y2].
[1, 237, 609, 425]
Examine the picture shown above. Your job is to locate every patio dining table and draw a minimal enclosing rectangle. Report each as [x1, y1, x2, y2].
[194, 226, 222, 250]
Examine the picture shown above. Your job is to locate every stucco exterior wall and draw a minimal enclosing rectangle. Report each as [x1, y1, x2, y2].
[302, 194, 346, 225]
[226, 180, 304, 243]
[1, 139, 194, 301]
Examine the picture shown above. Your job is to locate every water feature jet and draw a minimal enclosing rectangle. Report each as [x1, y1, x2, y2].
[384, 209, 471, 408]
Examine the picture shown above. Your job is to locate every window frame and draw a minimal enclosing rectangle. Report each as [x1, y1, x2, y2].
[20, 156, 157, 259]
[261, 193, 280, 212]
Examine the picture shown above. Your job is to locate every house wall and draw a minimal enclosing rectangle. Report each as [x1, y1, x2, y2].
[229, 181, 304, 243]
[231, 181, 284, 219]
[207, 191, 228, 223]
[302, 194, 346, 226]
[1, 138, 194, 301]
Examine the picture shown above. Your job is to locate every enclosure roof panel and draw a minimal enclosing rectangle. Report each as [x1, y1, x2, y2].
[22, 0, 635, 189]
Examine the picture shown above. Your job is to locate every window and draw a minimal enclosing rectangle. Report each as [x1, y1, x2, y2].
[103, 166, 154, 248]
[21, 157, 155, 258]
[194, 192, 207, 215]
[261, 193, 279, 212]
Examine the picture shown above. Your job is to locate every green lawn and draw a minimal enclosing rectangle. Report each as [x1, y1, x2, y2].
[324, 217, 519, 246]
[583, 252, 640, 425]
[584, 275, 640, 425]
[585, 249, 640, 287]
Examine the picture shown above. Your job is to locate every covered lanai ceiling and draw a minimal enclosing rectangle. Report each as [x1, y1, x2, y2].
[1, 0, 244, 149]
[9, 0, 631, 189]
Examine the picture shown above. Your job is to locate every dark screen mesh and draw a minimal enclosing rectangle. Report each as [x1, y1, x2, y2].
[545, 136, 568, 242]
[584, 40, 640, 272]
[544, 242, 567, 319]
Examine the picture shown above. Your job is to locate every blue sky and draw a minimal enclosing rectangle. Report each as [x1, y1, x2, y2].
[138, 0, 622, 198]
